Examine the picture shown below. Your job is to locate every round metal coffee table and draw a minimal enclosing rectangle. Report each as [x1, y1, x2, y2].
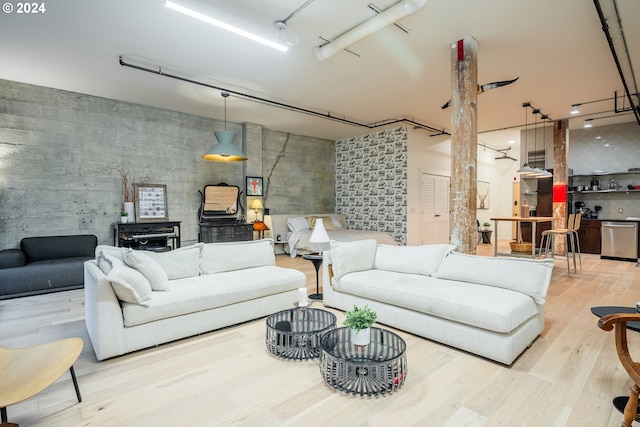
[266, 308, 336, 360]
[319, 327, 407, 396]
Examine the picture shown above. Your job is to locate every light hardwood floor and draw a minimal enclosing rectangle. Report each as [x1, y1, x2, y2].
[1, 242, 639, 426]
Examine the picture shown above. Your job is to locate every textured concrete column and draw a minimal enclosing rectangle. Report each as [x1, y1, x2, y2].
[552, 119, 569, 254]
[450, 37, 478, 254]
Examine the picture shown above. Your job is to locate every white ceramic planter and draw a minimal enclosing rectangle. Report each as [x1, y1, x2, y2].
[124, 202, 135, 222]
[350, 327, 371, 346]
[120, 216, 128, 224]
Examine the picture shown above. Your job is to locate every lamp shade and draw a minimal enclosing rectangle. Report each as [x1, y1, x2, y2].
[203, 131, 248, 162]
[250, 199, 264, 210]
[309, 219, 330, 244]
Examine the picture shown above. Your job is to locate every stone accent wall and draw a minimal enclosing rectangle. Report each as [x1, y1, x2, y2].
[335, 127, 407, 245]
[0, 79, 335, 248]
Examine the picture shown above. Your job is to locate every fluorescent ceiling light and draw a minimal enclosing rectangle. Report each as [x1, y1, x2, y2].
[314, 0, 427, 61]
[165, 1, 288, 52]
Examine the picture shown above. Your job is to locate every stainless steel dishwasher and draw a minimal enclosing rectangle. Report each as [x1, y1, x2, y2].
[601, 221, 638, 261]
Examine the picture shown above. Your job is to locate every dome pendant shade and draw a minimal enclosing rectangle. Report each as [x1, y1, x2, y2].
[203, 131, 248, 162]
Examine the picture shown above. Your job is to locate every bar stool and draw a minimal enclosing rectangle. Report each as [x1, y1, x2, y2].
[539, 214, 581, 276]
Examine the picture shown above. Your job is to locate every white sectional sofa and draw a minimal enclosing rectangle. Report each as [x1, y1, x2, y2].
[84, 239, 306, 361]
[322, 240, 555, 365]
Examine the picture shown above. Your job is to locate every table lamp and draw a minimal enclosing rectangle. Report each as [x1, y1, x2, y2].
[250, 199, 264, 221]
[309, 218, 330, 254]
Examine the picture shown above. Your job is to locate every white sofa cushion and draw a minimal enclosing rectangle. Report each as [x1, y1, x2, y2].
[121, 266, 304, 327]
[334, 270, 539, 333]
[146, 243, 203, 280]
[434, 252, 554, 305]
[122, 249, 170, 291]
[201, 239, 275, 274]
[373, 244, 455, 276]
[95, 244, 124, 262]
[330, 239, 377, 280]
[106, 258, 152, 307]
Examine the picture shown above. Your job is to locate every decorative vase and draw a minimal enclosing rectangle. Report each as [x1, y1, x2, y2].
[124, 202, 135, 223]
[350, 327, 371, 346]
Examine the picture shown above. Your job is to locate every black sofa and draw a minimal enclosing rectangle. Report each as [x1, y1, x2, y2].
[0, 234, 98, 300]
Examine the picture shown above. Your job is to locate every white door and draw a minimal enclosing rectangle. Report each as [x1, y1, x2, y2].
[421, 173, 450, 244]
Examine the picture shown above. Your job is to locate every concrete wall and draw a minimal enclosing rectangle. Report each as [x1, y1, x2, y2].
[0, 79, 335, 248]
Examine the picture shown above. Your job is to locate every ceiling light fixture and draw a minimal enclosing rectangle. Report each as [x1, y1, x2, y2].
[570, 104, 581, 115]
[165, 0, 288, 52]
[584, 119, 593, 128]
[313, 0, 426, 61]
[535, 114, 553, 178]
[203, 92, 248, 162]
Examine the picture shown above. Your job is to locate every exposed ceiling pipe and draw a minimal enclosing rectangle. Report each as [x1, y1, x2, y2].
[593, 0, 640, 125]
[314, 0, 426, 61]
[118, 56, 447, 136]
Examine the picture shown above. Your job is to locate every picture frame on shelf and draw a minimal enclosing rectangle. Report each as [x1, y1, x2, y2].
[135, 183, 168, 221]
[246, 176, 263, 196]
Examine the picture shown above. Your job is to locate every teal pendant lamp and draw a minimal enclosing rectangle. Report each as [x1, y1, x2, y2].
[203, 92, 248, 162]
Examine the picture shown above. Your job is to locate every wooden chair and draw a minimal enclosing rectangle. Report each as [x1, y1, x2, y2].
[539, 213, 581, 276]
[0, 338, 83, 426]
[598, 313, 640, 427]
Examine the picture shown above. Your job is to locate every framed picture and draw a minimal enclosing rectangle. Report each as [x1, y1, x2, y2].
[477, 181, 490, 210]
[135, 184, 168, 221]
[246, 176, 263, 196]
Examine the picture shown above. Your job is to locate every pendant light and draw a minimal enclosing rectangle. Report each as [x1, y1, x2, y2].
[536, 115, 553, 178]
[517, 102, 536, 175]
[203, 92, 248, 162]
[529, 109, 546, 177]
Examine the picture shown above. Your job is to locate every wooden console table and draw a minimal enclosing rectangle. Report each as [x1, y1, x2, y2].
[490, 216, 554, 258]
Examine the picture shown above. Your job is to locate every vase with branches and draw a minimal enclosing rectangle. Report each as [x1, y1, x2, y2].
[110, 162, 151, 221]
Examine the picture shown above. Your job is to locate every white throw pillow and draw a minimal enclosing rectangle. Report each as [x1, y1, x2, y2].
[374, 244, 456, 276]
[330, 239, 377, 280]
[434, 252, 554, 305]
[122, 249, 170, 291]
[145, 243, 203, 280]
[287, 216, 310, 232]
[201, 240, 275, 274]
[107, 263, 152, 307]
[97, 252, 122, 275]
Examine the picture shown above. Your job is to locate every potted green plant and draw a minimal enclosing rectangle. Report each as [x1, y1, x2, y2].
[120, 211, 128, 224]
[343, 305, 377, 346]
[482, 222, 491, 230]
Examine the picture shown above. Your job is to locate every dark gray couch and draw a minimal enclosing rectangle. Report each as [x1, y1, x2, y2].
[0, 234, 98, 300]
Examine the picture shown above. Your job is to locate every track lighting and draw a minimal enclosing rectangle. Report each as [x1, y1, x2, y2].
[570, 104, 581, 115]
[584, 119, 593, 128]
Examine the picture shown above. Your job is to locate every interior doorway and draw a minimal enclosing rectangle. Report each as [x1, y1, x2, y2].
[421, 173, 450, 244]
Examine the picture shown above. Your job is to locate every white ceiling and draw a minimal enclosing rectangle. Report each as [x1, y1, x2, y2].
[1, 0, 638, 145]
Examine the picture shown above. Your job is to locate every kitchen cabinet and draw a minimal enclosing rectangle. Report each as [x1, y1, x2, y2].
[577, 219, 601, 254]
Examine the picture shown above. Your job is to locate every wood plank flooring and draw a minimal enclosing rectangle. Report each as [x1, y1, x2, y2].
[1, 242, 639, 426]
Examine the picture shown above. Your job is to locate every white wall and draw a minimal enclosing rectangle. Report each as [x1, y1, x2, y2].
[406, 127, 520, 245]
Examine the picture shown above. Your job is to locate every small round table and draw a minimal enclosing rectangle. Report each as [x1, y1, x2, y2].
[302, 253, 323, 300]
[265, 308, 336, 360]
[319, 327, 407, 396]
